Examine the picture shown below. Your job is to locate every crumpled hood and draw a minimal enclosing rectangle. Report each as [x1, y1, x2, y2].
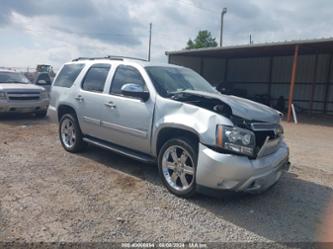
[0, 83, 44, 91]
[183, 90, 281, 123]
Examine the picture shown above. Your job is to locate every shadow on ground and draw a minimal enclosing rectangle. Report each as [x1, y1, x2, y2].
[0, 113, 49, 125]
[80, 145, 332, 244]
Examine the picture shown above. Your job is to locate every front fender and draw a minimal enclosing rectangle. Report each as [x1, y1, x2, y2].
[151, 96, 233, 156]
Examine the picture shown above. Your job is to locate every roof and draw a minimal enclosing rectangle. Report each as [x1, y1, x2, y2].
[68, 56, 181, 68]
[166, 37, 333, 58]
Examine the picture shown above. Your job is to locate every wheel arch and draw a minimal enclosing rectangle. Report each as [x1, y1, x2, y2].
[154, 125, 200, 157]
[57, 104, 78, 121]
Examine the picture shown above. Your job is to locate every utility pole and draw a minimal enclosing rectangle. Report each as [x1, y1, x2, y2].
[148, 23, 152, 61]
[220, 8, 227, 47]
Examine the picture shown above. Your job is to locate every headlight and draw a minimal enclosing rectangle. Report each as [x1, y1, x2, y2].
[216, 125, 256, 156]
[0, 92, 7, 100]
[40, 91, 48, 99]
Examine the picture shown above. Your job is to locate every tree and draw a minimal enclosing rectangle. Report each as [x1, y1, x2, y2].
[186, 30, 218, 49]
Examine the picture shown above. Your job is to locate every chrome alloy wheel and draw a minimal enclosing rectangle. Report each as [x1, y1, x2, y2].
[61, 118, 76, 149]
[162, 145, 195, 191]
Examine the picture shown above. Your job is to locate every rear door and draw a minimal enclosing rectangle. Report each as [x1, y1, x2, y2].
[99, 64, 154, 154]
[74, 63, 112, 138]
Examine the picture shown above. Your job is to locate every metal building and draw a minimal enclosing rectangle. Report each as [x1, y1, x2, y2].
[166, 38, 333, 119]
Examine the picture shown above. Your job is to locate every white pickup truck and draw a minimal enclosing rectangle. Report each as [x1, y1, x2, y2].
[0, 68, 49, 117]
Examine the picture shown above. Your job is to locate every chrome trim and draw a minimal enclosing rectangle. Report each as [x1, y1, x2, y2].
[6, 91, 40, 95]
[101, 121, 148, 138]
[251, 122, 280, 131]
[8, 94, 40, 97]
[6, 91, 41, 101]
[83, 116, 100, 126]
[161, 145, 195, 192]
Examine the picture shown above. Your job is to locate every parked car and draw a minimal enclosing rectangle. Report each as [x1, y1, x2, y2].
[48, 56, 290, 197]
[33, 72, 53, 93]
[0, 68, 49, 117]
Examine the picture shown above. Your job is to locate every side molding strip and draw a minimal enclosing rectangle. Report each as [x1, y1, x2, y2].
[101, 121, 148, 138]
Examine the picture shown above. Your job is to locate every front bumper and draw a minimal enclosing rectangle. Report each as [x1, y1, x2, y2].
[0, 99, 49, 114]
[196, 142, 289, 193]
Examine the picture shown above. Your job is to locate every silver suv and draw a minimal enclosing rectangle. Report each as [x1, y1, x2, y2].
[0, 68, 49, 117]
[48, 56, 290, 197]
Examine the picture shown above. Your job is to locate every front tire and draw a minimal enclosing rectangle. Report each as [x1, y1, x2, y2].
[158, 137, 197, 198]
[59, 113, 85, 153]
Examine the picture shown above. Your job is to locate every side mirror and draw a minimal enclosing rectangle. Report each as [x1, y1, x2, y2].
[121, 83, 149, 101]
[36, 79, 50, 85]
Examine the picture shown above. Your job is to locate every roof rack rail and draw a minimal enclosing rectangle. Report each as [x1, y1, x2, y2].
[106, 55, 148, 61]
[72, 55, 148, 62]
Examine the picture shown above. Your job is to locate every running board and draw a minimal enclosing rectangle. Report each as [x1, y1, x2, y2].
[83, 137, 155, 163]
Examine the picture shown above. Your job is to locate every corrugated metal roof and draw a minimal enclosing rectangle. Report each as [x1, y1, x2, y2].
[166, 37, 333, 57]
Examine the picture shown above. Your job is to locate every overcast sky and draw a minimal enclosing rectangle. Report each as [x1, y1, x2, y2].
[0, 0, 332, 69]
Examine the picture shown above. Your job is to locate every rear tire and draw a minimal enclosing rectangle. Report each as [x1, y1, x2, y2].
[158, 137, 198, 198]
[59, 113, 85, 153]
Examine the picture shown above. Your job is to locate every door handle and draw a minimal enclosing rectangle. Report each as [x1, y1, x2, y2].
[75, 95, 84, 102]
[104, 101, 116, 109]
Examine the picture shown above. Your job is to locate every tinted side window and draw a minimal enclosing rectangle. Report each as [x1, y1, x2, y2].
[82, 64, 111, 93]
[53, 64, 85, 88]
[110, 65, 146, 95]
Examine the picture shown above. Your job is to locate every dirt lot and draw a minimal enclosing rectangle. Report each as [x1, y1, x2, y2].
[0, 116, 332, 244]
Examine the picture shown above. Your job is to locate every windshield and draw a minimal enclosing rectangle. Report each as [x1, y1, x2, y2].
[145, 66, 218, 97]
[0, 72, 30, 84]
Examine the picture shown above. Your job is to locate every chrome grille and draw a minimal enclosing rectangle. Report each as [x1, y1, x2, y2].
[6, 91, 40, 101]
[251, 122, 282, 132]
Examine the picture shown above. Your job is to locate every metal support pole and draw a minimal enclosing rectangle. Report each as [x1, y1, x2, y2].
[200, 57, 204, 76]
[267, 56, 273, 106]
[323, 54, 333, 113]
[148, 23, 152, 61]
[310, 54, 318, 113]
[287, 45, 300, 122]
[220, 8, 227, 47]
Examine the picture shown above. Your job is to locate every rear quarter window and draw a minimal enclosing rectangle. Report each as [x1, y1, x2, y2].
[53, 64, 85, 88]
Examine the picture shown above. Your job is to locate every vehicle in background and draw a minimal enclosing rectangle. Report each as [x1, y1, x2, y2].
[0, 68, 49, 117]
[33, 72, 53, 93]
[48, 56, 289, 197]
[36, 64, 56, 77]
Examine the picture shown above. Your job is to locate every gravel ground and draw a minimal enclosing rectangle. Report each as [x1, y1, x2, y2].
[0, 116, 332, 244]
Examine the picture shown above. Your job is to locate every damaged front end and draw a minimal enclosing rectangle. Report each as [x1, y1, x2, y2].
[165, 90, 284, 159]
[170, 92, 291, 192]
